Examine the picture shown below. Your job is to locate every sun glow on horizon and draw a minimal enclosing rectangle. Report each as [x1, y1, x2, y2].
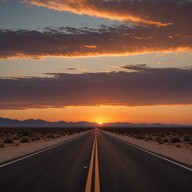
[0, 105, 192, 125]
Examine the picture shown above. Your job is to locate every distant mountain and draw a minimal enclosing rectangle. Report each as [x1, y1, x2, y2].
[102, 122, 178, 128]
[0, 117, 186, 128]
[0, 117, 96, 128]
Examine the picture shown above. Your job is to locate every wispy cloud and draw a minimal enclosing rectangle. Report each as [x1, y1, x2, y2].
[66, 68, 76, 71]
[0, 66, 191, 109]
[120, 64, 149, 71]
[23, 0, 192, 27]
[0, 24, 191, 59]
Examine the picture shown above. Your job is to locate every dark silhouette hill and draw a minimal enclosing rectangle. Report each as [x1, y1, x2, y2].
[0, 117, 184, 128]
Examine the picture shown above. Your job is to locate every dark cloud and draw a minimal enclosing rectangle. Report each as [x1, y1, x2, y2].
[0, 23, 191, 59]
[0, 66, 192, 109]
[121, 64, 149, 71]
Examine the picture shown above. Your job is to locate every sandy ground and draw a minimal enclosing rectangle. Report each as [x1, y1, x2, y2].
[0, 131, 89, 164]
[104, 131, 192, 167]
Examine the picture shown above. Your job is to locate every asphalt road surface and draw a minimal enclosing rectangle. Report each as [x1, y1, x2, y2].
[0, 128, 192, 192]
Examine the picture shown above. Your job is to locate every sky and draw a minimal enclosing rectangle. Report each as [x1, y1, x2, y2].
[0, 0, 192, 124]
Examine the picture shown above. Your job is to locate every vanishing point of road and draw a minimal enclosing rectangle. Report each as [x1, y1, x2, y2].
[0, 128, 192, 192]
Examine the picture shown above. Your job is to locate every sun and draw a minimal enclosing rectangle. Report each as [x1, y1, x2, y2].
[95, 117, 106, 125]
[97, 122, 103, 125]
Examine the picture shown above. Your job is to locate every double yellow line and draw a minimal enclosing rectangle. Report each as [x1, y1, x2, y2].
[85, 132, 100, 192]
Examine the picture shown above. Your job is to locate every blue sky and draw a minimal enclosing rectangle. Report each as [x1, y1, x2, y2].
[0, 1, 116, 30]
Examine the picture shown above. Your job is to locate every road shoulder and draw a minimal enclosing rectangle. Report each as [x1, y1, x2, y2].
[103, 131, 192, 167]
[0, 131, 89, 164]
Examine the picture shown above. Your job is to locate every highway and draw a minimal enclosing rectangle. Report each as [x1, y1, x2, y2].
[0, 128, 192, 192]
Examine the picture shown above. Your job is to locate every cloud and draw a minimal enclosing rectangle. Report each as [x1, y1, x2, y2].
[120, 64, 149, 71]
[0, 24, 191, 59]
[66, 67, 76, 71]
[23, 0, 192, 28]
[0, 66, 192, 109]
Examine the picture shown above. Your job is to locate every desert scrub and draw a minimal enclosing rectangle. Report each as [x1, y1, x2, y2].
[21, 131, 30, 137]
[4, 133, 11, 137]
[35, 136, 41, 140]
[3, 136, 14, 143]
[46, 133, 55, 139]
[137, 134, 145, 140]
[170, 135, 180, 143]
[55, 134, 61, 138]
[162, 137, 169, 143]
[144, 135, 153, 141]
[158, 140, 164, 144]
[31, 137, 36, 142]
[155, 137, 163, 144]
[183, 134, 191, 141]
[154, 136, 160, 141]
[13, 135, 20, 140]
[20, 136, 30, 143]
[0, 143, 5, 148]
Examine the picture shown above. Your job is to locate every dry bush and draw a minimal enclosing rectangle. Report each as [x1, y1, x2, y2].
[3, 136, 14, 143]
[170, 135, 180, 143]
[158, 140, 164, 144]
[13, 135, 20, 140]
[21, 131, 30, 137]
[144, 135, 153, 141]
[0, 143, 5, 148]
[35, 136, 41, 140]
[155, 136, 164, 144]
[46, 133, 55, 139]
[183, 134, 191, 141]
[20, 136, 30, 143]
[31, 137, 36, 142]
[137, 134, 145, 140]
[4, 134, 10, 137]
[162, 137, 169, 143]
[154, 136, 160, 141]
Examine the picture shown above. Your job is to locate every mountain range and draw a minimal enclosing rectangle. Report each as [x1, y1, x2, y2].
[0, 117, 186, 128]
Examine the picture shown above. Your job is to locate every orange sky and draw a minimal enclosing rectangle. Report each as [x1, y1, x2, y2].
[1, 105, 192, 125]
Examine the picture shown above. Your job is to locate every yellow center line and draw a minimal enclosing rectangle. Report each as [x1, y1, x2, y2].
[85, 129, 101, 192]
[95, 135, 100, 192]
[85, 135, 96, 192]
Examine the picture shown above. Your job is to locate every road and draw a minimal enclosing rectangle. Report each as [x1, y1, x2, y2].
[0, 128, 192, 192]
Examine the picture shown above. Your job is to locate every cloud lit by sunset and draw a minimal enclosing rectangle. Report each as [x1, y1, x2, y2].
[24, 0, 190, 27]
[0, 24, 191, 59]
